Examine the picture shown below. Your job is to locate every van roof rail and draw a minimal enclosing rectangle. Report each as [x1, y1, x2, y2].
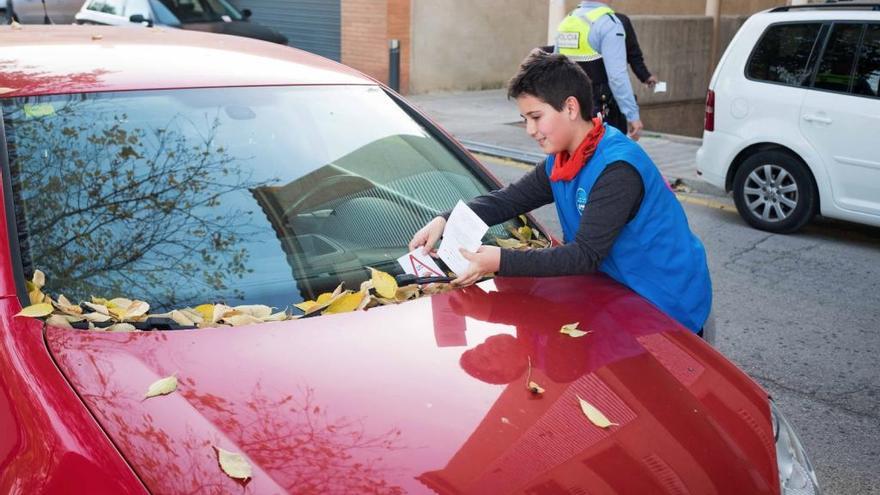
[771, 2, 880, 12]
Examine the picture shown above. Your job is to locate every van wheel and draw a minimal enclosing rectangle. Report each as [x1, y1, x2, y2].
[732, 151, 816, 233]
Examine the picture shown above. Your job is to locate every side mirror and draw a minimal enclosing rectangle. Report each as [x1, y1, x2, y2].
[241, 8, 251, 19]
[129, 14, 153, 27]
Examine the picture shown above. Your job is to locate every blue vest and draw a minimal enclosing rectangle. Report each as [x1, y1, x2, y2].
[546, 125, 712, 332]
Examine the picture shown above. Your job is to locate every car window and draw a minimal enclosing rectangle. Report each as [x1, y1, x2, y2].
[1, 86, 514, 311]
[86, 0, 126, 16]
[147, 0, 182, 25]
[156, 0, 241, 23]
[853, 24, 880, 98]
[746, 22, 823, 86]
[812, 23, 864, 93]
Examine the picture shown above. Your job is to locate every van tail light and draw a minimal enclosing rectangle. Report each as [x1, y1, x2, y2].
[704, 89, 715, 132]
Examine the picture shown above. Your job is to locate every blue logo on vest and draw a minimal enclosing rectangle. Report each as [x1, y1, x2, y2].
[576, 187, 587, 214]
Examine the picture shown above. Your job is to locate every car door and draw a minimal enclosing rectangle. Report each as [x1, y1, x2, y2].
[799, 22, 880, 217]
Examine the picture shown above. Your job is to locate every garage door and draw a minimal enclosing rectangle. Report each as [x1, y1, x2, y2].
[237, 0, 340, 61]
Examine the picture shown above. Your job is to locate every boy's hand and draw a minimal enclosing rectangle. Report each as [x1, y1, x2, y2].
[627, 119, 644, 141]
[409, 216, 446, 255]
[452, 246, 501, 286]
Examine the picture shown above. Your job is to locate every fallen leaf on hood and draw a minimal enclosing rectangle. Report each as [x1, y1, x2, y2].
[46, 314, 73, 328]
[215, 447, 252, 481]
[32, 270, 46, 289]
[16, 303, 54, 318]
[108, 323, 137, 332]
[0, 88, 18, 95]
[82, 312, 113, 323]
[223, 314, 263, 327]
[54, 294, 83, 315]
[233, 304, 273, 319]
[370, 268, 398, 299]
[10, 21, 22, 30]
[395, 284, 420, 302]
[577, 395, 618, 429]
[324, 291, 366, 314]
[194, 303, 215, 323]
[560, 322, 591, 338]
[28, 288, 47, 305]
[144, 375, 178, 399]
[83, 301, 110, 316]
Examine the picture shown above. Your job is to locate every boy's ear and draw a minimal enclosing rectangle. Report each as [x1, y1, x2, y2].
[564, 96, 581, 120]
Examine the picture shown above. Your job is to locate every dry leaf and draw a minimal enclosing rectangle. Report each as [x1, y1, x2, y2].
[223, 314, 263, 327]
[233, 304, 272, 319]
[394, 284, 420, 302]
[577, 395, 618, 428]
[144, 375, 178, 399]
[28, 288, 46, 305]
[32, 270, 46, 289]
[194, 303, 215, 323]
[16, 303, 54, 318]
[495, 237, 524, 249]
[108, 323, 137, 332]
[518, 226, 533, 241]
[82, 312, 113, 323]
[294, 301, 316, 313]
[83, 301, 110, 316]
[212, 304, 235, 324]
[370, 268, 398, 299]
[108, 297, 132, 309]
[54, 294, 83, 315]
[324, 291, 365, 314]
[261, 310, 290, 322]
[560, 322, 591, 338]
[528, 381, 546, 394]
[169, 309, 196, 327]
[46, 314, 73, 328]
[10, 20, 22, 30]
[215, 447, 252, 481]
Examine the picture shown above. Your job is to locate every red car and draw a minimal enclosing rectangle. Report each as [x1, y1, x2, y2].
[0, 26, 820, 494]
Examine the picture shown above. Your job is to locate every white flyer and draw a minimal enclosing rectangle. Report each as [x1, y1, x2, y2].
[397, 248, 445, 277]
[653, 81, 668, 93]
[437, 201, 489, 276]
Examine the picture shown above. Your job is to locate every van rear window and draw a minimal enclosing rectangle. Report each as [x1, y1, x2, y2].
[746, 23, 823, 86]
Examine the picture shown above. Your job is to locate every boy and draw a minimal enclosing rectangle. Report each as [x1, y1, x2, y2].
[409, 50, 711, 333]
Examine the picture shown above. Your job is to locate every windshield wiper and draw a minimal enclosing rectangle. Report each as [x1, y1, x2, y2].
[395, 274, 454, 285]
[68, 316, 197, 331]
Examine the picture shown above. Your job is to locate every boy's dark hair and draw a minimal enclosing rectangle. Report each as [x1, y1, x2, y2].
[507, 49, 594, 120]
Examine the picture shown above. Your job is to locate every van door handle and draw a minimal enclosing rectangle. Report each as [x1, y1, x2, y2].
[803, 114, 832, 124]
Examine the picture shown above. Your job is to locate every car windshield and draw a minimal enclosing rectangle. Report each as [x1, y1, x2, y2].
[1, 85, 516, 312]
[153, 0, 242, 23]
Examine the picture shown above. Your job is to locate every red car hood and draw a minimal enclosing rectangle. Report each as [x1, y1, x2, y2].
[46, 275, 778, 494]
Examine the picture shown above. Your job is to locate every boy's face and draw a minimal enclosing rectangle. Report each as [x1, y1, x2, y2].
[516, 93, 580, 155]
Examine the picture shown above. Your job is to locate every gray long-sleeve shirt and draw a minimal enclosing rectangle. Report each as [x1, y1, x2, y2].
[444, 161, 644, 277]
[570, 1, 641, 122]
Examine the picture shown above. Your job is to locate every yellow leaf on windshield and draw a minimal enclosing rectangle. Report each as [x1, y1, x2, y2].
[233, 304, 272, 319]
[324, 291, 365, 314]
[294, 301, 316, 313]
[16, 303, 53, 318]
[395, 284, 420, 302]
[194, 304, 214, 323]
[55, 294, 83, 315]
[370, 268, 398, 299]
[32, 270, 46, 289]
[144, 375, 178, 399]
[83, 301, 110, 316]
[518, 226, 533, 241]
[223, 314, 262, 327]
[577, 395, 618, 429]
[315, 292, 334, 305]
[215, 447, 252, 481]
[560, 322, 591, 338]
[28, 288, 46, 305]
[495, 237, 524, 249]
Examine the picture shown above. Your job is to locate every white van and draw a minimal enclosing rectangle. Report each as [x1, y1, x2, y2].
[696, 3, 880, 233]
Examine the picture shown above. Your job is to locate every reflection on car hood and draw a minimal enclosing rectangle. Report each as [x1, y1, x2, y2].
[180, 20, 288, 45]
[47, 275, 778, 494]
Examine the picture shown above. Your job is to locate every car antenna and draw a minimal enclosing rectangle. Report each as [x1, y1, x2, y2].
[41, 0, 52, 24]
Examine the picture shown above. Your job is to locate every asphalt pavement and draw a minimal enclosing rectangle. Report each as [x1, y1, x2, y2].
[408, 89, 880, 495]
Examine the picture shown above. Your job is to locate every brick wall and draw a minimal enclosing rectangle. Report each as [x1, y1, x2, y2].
[341, 0, 410, 93]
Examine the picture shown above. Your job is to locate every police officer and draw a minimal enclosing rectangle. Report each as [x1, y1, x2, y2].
[554, 1, 643, 140]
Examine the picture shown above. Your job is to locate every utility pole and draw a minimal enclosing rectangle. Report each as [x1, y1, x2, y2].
[706, 0, 722, 79]
[548, 0, 565, 46]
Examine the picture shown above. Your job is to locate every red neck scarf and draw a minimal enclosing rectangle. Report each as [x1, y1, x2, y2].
[550, 118, 605, 182]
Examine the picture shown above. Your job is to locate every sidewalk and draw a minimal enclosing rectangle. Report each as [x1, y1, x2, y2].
[409, 89, 703, 182]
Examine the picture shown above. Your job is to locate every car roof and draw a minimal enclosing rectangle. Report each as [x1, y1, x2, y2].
[0, 25, 375, 98]
[756, 2, 880, 19]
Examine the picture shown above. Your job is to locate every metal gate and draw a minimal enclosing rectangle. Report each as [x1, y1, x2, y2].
[237, 0, 341, 61]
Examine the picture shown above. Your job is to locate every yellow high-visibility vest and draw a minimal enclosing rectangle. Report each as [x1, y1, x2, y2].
[556, 6, 615, 62]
